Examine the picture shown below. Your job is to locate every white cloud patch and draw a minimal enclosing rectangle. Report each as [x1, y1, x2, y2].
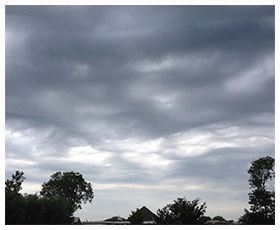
[67, 146, 112, 165]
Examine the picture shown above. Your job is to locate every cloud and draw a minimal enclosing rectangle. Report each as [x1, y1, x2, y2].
[5, 5, 274, 221]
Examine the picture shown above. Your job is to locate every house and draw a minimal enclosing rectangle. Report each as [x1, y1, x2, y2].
[83, 220, 130, 225]
[138, 206, 157, 224]
[83, 215, 129, 225]
[82, 206, 158, 225]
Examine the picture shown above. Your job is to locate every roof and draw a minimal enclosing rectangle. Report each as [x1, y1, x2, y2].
[72, 217, 82, 224]
[139, 206, 157, 222]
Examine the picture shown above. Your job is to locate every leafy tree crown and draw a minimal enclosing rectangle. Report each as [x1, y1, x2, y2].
[5, 171, 25, 193]
[156, 197, 207, 224]
[40, 171, 94, 210]
[239, 156, 275, 225]
[127, 208, 144, 224]
[248, 156, 275, 190]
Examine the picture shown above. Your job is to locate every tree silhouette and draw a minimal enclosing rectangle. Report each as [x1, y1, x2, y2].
[127, 208, 144, 224]
[239, 156, 275, 224]
[40, 171, 94, 211]
[155, 197, 207, 224]
[5, 171, 25, 193]
[6, 171, 77, 224]
[212, 215, 226, 222]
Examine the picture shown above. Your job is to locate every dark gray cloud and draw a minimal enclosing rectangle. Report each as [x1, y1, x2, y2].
[5, 5, 274, 221]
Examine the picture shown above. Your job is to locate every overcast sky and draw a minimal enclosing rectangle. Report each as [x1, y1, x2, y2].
[5, 5, 275, 221]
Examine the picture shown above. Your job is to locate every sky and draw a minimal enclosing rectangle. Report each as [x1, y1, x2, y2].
[5, 5, 275, 221]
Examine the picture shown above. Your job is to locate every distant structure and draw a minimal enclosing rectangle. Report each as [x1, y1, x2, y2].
[82, 206, 157, 225]
[105, 215, 126, 221]
[117, 215, 124, 221]
[138, 206, 157, 224]
[205, 220, 240, 225]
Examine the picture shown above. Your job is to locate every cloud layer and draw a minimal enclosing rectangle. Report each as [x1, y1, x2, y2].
[5, 6, 274, 220]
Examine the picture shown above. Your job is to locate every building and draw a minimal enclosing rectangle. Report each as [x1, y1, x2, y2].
[138, 206, 157, 224]
[82, 206, 158, 225]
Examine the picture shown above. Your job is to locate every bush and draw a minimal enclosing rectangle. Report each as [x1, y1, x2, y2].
[5, 190, 26, 224]
[6, 189, 75, 224]
[127, 208, 144, 225]
[6, 171, 81, 224]
[155, 197, 207, 224]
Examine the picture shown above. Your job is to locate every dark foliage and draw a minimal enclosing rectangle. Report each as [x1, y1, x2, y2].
[5, 171, 26, 224]
[201, 216, 211, 223]
[105, 216, 125, 221]
[5, 191, 75, 225]
[212, 215, 226, 222]
[155, 197, 207, 224]
[5, 171, 25, 193]
[239, 208, 274, 225]
[5, 171, 78, 225]
[239, 156, 275, 225]
[40, 171, 94, 211]
[5, 190, 26, 224]
[127, 208, 144, 225]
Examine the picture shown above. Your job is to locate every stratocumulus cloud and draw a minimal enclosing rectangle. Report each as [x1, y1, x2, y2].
[5, 5, 274, 220]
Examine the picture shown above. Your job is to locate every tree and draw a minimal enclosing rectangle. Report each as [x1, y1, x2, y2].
[227, 220, 234, 224]
[40, 171, 94, 211]
[248, 156, 274, 190]
[5, 188, 26, 224]
[5, 171, 75, 225]
[201, 216, 211, 223]
[5, 171, 25, 193]
[155, 197, 207, 224]
[239, 156, 275, 224]
[39, 195, 75, 224]
[23, 194, 75, 225]
[105, 216, 125, 221]
[5, 171, 26, 224]
[212, 215, 226, 222]
[127, 208, 144, 224]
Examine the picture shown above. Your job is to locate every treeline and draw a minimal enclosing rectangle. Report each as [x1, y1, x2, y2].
[6, 156, 275, 225]
[126, 198, 237, 225]
[6, 191, 75, 224]
[126, 156, 275, 225]
[239, 156, 275, 224]
[128, 197, 208, 224]
[5, 171, 93, 225]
